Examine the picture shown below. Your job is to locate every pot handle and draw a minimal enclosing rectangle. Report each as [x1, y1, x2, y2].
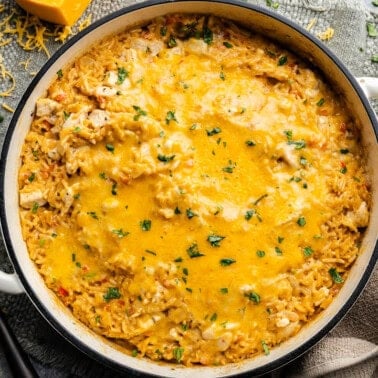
[357, 77, 378, 99]
[0, 271, 24, 294]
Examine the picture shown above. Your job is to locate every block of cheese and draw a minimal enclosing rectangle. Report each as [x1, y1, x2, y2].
[15, 0, 92, 26]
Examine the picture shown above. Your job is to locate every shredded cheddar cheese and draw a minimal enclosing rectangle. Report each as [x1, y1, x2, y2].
[18, 14, 370, 367]
[2, 102, 15, 112]
[317, 27, 335, 41]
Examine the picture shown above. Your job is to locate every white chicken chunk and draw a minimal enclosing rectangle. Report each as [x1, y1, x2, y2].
[20, 190, 46, 209]
[88, 109, 109, 128]
[36, 98, 62, 117]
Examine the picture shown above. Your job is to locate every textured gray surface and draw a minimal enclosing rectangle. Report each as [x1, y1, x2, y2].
[0, 0, 377, 377]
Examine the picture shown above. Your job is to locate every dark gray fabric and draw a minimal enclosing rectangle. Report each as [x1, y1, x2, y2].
[0, 0, 377, 377]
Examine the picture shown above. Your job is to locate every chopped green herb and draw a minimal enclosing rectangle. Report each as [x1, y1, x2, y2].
[367, 22, 378, 37]
[210, 313, 217, 322]
[181, 323, 188, 331]
[117, 67, 129, 84]
[71, 253, 76, 262]
[140, 219, 152, 231]
[278, 55, 287, 66]
[28, 172, 36, 182]
[220, 287, 229, 294]
[112, 228, 129, 238]
[203, 27, 213, 44]
[278, 236, 284, 244]
[183, 267, 189, 276]
[340, 166, 347, 174]
[73, 126, 81, 133]
[57, 69, 63, 79]
[245, 140, 256, 147]
[297, 216, 306, 227]
[261, 340, 270, 355]
[131, 349, 138, 357]
[145, 249, 157, 256]
[220, 258, 235, 266]
[303, 246, 313, 257]
[76, 261, 81, 268]
[245, 209, 255, 220]
[299, 156, 308, 166]
[167, 35, 177, 48]
[132, 105, 147, 121]
[187, 243, 205, 258]
[206, 127, 222, 136]
[63, 110, 70, 120]
[222, 160, 236, 173]
[289, 140, 306, 149]
[157, 154, 176, 163]
[111, 182, 118, 195]
[284, 130, 293, 140]
[190, 123, 197, 130]
[160, 26, 167, 36]
[87, 211, 98, 219]
[0, 114, 4, 123]
[103, 287, 121, 302]
[173, 347, 184, 363]
[256, 250, 265, 258]
[208, 234, 225, 247]
[373, 0, 378, 6]
[186, 287, 193, 293]
[174, 206, 181, 214]
[95, 315, 101, 323]
[51, 232, 58, 238]
[245, 291, 260, 304]
[340, 148, 349, 154]
[275, 246, 283, 256]
[186, 208, 197, 219]
[105, 144, 115, 153]
[220, 71, 226, 80]
[316, 98, 325, 106]
[165, 110, 178, 124]
[174, 257, 183, 263]
[223, 41, 233, 48]
[73, 193, 80, 200]
[266, 0, 279, 9]
[31, 202, 39, 213]
[329, 268, 344, 284]
[99, 172, 107, 179]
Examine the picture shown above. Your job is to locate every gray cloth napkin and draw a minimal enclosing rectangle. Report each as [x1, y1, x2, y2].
[0, 0, 377, 377]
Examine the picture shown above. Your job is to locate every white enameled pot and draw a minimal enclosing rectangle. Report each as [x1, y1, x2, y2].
[0, 1, 377, 377]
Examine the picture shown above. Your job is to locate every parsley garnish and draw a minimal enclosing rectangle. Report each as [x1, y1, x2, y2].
[131, 349, 138, 357]
[160, 26, 167, 36]
[340, 148, 349, 154]
[173, 347, 184, 363]
[223, 41, 233, 48]
[303, 246, 313, 257]
[105, 144, 115, 153]
[167, 35, 177, 48]
[278, 55, 287, 66]
[186, 208, 197, 219]
[220, 287, 229, 294]
[133, 105, 147, 121]
[145, 249, 157, 256]
[278, 236, 284, 243]
[203, 27, 213, 44]
[297, 216, 306, 227]
[222, 160, 236, 173]
[87, 211, 98, 219]
[103, 287, 121, 302]
[245, 291, 260, 304]
[316, 98, 325, 106]
[57, 69, 63, 79]
[256, 250, 265, 258]
[140, 219, 152, 231]
[220, 258, 235, 266]
[329, 268, 344, 284]
[245, 140, 256, 147]
[186, 243, 205, 258]
[266, 0, 279, 9]
[206, 127, 222, 136]
[28, 172, 36, 182]
[117, 67, 129, 84]
[111, 182, 118, 195]
[245, 209, 255, 220]
[208, 234, 225, 247]
[275, 247, 283, 256]
[340, 166, 347, 174]
[261, 340, 270, 355]
[112, 228, 129, 238]
[165, 110, 178, 124]
[210, 313, 217, 322]
[367, 22, 378, 37]
[157, 154, 175, 163]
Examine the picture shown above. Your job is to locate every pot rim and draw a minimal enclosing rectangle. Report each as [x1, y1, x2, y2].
[1, 1, 377, 377]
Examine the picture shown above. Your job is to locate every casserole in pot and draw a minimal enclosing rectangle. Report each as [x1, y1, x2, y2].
[1, 1, 377, 377]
